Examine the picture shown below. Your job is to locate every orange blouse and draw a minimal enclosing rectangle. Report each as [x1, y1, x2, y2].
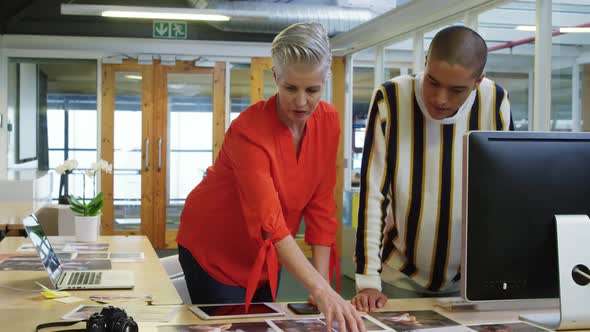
[177, 94, 340, 307]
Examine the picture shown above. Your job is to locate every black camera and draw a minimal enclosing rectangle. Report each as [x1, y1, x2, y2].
[86, 306, 138, 332]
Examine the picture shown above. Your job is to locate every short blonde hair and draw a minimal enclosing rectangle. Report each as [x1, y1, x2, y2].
[271, 22, 332, 78]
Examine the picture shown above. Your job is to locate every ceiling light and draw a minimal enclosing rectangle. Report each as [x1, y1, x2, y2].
[61, 4, 230, 22]
[125, 75, 142, 80]
[515, 26, 536, 32]
[515, 26, 590, 33]
[101, 11, 229, 21]
[559, 27, 590, 33]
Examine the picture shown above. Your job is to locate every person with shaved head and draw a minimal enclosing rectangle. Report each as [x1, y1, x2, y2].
[352, 26, 513, 311]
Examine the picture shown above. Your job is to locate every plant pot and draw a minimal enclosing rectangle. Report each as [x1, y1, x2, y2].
[75, 215, 100, 242]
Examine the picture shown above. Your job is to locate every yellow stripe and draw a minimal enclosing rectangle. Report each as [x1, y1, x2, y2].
[492, 84, 497, 130]
[499, 93, 507, 130]
[428, 125, 445, 287]
[441, 125, 456, 288]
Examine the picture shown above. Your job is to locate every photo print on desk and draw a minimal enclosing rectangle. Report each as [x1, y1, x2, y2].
[268, 318, 331, 332]
[157, 321, 275, 332]
[17, 243, 67, 252]
[0, 258, 110, 271]
[71, 252, 144, 262]
[320, 315, 390, 332]
[109, 252, 144, 262]
[63, 304, 180, 322]
[0, 253, 72, 261]
[468, 322, 551, 332]
[369, 310, 461, 332]
[74, 253, 110, 260]
[63, 242, 109, 252]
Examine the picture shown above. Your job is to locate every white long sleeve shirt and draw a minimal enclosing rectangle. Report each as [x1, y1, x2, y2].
[355, 73, 513, 293]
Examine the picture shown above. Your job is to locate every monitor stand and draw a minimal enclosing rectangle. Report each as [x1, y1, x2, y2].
[519, 215, 590, 330]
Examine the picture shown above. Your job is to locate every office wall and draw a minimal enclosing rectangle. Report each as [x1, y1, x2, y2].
[5, 61, 38, 170]
[0, 46, 6, 177]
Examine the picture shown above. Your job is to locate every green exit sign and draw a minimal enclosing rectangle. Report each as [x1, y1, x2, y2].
[153, 21, 187, 39]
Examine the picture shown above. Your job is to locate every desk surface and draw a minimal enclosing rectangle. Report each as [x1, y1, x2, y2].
[0, 297, 572, 332]
[0, 235, 182, 307]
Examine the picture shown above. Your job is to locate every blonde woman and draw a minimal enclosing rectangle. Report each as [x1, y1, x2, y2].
[178, 22, 365, 332]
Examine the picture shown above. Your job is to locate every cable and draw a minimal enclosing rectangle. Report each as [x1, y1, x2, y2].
[0, 284, 40, 293]
[573, 267, 590, 281]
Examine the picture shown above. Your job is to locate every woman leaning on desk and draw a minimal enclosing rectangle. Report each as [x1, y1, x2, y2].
[176, 22, 365, 332]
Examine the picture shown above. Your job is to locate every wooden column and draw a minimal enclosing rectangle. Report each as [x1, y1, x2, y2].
[250, 57, 273, 104]
[213, 62, 227, 160]
[100, 65, 115, 235]
[331, 56, 346, 256]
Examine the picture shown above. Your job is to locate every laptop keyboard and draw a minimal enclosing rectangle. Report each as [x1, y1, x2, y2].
[67, 272, 102, 286]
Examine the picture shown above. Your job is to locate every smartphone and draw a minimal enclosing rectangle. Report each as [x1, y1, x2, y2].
[287, 302, 321, 315]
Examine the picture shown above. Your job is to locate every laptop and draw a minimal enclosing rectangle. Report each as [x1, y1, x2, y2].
[23, 213, 134, 290]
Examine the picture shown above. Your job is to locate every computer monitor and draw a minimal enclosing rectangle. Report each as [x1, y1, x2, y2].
[462, 131, 590, 302]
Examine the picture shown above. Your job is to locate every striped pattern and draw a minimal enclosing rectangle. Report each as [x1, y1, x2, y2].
[355, 74, 512, 293]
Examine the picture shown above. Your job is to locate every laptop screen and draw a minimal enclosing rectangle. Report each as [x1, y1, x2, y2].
[22, 214, 63, 287]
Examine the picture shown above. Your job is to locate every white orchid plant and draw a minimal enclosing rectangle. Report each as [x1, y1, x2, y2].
[55, 159, 113, 217]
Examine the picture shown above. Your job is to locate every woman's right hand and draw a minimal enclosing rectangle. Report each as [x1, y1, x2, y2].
[313, 286, 366, 332]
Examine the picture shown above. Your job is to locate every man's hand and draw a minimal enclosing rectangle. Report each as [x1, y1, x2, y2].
[351, 288, 388, 312]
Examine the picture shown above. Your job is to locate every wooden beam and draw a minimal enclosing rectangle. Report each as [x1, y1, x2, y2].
[151, 61, 168, 249]
[213, 62, 227, 160]
[331, 56, 346, 257]
[250, 57, 273, 104]
[140, 64, 156, 245]
[100, 65, 114, 236]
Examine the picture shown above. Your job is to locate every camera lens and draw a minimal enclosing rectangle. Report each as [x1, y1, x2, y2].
[117, 317, 138, 332]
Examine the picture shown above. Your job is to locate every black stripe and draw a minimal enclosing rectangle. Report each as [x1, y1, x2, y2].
[380, 81, 398, 263]
[469, 90, 480, 131]
[355, 89, 384, 274]
[401, 96, 425, 277]
[495, 84, 506, 130]
[427, 124, 455, 291]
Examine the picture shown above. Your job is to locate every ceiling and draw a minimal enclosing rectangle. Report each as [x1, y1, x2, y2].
[0, 0, 399, 42]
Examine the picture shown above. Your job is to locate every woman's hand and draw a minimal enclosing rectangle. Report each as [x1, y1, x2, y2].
[312, 286, 365, 332]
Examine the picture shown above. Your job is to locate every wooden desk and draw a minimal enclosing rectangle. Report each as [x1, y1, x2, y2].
[0, 298, 574, 332]
[0, 235, 182, 307]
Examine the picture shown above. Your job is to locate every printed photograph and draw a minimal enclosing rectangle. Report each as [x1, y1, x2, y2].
[17, 243, 67, 252]
[468, 322, 550, 332]
[62, 305, 104, 320]
[0, 259, 44, 271]
[157, 322, 274, 332]
[110, 252, 145, 262]
[370, 310, 460, 331]
[320, 315, 389, 331]
[74, 253, 109, 260]
[62, 259, 112, 271]
[270, 318, 329, 332]
[63, 305, 180, 322]
[63, 243, 109, 252]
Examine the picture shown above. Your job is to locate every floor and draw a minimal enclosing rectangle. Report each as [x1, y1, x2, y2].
[155, 249, 357, 301]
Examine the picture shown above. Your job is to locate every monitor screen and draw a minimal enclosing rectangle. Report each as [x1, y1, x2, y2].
[462, 131, 590, 301]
